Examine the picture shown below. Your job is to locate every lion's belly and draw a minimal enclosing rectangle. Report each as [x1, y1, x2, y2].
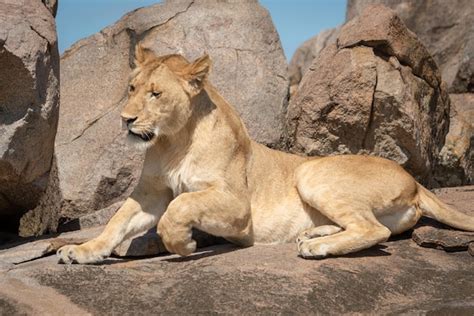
[250, 188, 331, 244]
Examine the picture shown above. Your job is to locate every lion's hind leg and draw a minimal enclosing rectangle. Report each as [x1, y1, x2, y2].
[295, 178, 391, 259]
[297, 221, 391, 259]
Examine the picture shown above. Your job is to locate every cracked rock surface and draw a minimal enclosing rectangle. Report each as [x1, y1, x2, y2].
[0, 186, 473, 314]
[435, 94, 473, 185]
[345, 0, 474, 187]
[347, 0, 474, 93]
[56, 0, 289, 220]
[0, 0, 59, 232]
[286, 5, 449, 185]
[288, 26, 340, 96]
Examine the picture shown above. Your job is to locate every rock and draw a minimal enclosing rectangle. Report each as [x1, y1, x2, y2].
[412, 186, 474, 252]
[469, 243, 474, 256]
[412, 225, 474, 252]
[0, 186, 472, 314]
[58, 201, 123, 233]
[0, 240, 55, 265]
[432, 186, 474, 214]
[1, 239, 474, 314]
[286, 5, 449, 184]
[18, 156, 62, 237]
[113, 230, 166, 257]
[346, 0, 474, 94]
[57, 0, 289, 220]
[288, 27, 340, 95]
[436, 94, 474, 185]
[0, 0, 60, 233]
[0, 224, 224, 262]
[114, 228, 226, 257]
[41, 0, 58, 17]
[0, 226, 102, 264]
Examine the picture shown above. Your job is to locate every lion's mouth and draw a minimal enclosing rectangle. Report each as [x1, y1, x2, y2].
[128, 129, 155, 142]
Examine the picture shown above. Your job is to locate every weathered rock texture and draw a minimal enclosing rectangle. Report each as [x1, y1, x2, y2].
[0, 0, 60, 233]
[346, 0, 474, 94]
[57, 0, 289, 220]
[0, 186, 472, 314]
[435, 94, 474, 185]
[41, 0, 58, 17]
[347, 0, 474, 186]
[287, 5, 449, 185]
[412, 186, 474, 251]
[288, 27, 340, 95]
[18, 157, 62, 237]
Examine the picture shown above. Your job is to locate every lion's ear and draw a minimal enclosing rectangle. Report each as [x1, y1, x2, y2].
[134, 44, 155, 67]
[184, 54, 211, 95]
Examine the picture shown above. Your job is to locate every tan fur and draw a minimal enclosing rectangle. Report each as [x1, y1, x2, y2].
[57, 47, 474, 263]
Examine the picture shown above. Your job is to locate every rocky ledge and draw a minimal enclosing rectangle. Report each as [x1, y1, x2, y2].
[0, 186, 473, 315]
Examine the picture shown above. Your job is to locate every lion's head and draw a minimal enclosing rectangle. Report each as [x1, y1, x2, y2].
[121, 45, 211, 148]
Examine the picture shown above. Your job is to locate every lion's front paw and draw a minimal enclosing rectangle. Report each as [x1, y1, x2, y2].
[157, 214, 196, 257]
[57, 244, 106, 264]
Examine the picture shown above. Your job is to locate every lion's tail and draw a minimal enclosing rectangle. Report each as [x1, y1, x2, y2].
[417, 183, 474, 231]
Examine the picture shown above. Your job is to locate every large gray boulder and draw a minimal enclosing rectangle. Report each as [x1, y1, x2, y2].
[0, 0, 59, 234]
[57, 0, 289, 220]
[346, 0, 474, 94]
[287, 5, 449, 185]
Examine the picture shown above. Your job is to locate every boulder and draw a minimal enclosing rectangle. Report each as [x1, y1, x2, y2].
[41, 0, 58, 17]
[412, 185, 474, 251]
[57, 201, 123, 233]
[435, 94, 473, 185]
[413, 221, 474, 252]
[0, 0, 60, 234]
[288, 27, 340, 95]
[346, 0, 474, 94]
[286, 5, 449, 185]
[57, 0, 289, 220]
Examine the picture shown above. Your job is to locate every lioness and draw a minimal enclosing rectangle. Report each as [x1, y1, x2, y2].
[58, 46, 474, 264]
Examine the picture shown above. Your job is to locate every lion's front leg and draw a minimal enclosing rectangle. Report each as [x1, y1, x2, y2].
[157, 188, 252, 256]
[57, 186, 172, 264]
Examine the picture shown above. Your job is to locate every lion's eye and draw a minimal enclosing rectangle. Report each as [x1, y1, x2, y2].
[129, 85, 135, 92]
[151, 91, 162, 98]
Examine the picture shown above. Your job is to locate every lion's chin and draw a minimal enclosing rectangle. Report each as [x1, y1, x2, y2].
[126, 128, 159, 150]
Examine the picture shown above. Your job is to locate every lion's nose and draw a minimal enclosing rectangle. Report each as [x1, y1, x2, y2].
[121, 115, 137, 130]
[125, 117, 137, 125]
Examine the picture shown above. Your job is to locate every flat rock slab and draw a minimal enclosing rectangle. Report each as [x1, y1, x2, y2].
[0, 186, 473, 313]
[0, 240, 473, 315]
[412, 225, 474, 251]
[0, 227, 102, 265]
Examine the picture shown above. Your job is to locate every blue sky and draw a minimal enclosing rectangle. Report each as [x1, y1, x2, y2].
[56, 0, 346, 60]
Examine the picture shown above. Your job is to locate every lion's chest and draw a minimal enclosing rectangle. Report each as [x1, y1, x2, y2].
[164, 156, 208, 197]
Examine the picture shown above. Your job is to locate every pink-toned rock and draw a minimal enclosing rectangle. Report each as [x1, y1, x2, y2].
[412, 186, 474, 252]
[286, 5, 449, 185]
[346, 0, 474, 93]
[413, 225, 474, 251]
[57, 0, 289, 221]
[435, 94, 473, 185]
[0, 0, 60, 236]
[0, 186, 473, 314]
[288, 27, 340, 95]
